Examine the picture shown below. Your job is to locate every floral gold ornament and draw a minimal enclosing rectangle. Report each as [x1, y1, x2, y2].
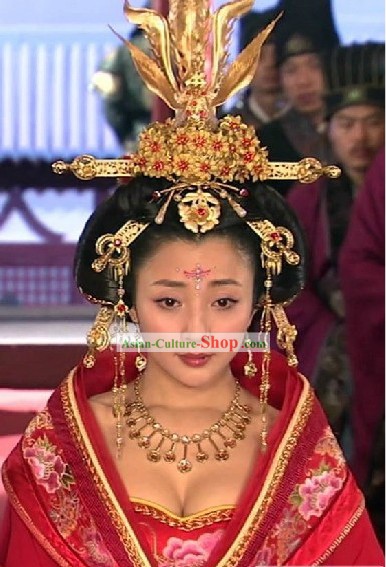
[125, 377, 252, 473]
[53, 126, 339, 186]
[92, 220, 149, 280]
[83, 307, 115, 368]
[177, 188, 221, 233]
[247, 220, 300, 276]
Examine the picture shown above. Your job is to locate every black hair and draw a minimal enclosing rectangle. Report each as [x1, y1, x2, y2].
[74, 176, 306, 311]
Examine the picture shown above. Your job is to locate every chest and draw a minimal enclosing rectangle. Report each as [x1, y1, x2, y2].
[113, 426, 261, 517]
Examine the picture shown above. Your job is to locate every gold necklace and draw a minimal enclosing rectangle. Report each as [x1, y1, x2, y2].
[124, 377, 252, 473]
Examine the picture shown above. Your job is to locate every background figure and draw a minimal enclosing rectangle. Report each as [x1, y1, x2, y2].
[91, 29, 152, 152]
[286, 43, 385, 458]
[258, 0, 340, 196]
[339, 147, 385, 545]
[227, 6, 286, 129]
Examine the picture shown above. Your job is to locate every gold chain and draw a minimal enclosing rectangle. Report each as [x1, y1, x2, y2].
[125, 377, 252, 473]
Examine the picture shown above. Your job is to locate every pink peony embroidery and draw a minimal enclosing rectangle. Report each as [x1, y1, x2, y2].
[80, 525, 115, 565]
[24, 439, 72, 494]
[162, 529, 224, 567]
[298, 469, 343, 521]
[248, 545, 274, 566]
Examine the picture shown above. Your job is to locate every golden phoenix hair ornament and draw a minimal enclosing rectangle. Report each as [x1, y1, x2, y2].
[53, 0, 339, 189]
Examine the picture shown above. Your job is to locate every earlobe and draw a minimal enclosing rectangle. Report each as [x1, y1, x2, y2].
[129, 307, 138, 324]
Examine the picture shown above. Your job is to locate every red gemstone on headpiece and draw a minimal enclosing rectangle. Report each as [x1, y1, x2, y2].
[240, 188, 249, 197]
[178, 160, 188, 171]
[197, 208, 207, 216]
[154, 161, 164, 171]
[114, 239, 122, 246]
[137, 156, 147, 167]
[242, 137, 252, 148]
[151, 141, 161, 152]
[177, 134, 188, 145]
[270, 232, 281, 241]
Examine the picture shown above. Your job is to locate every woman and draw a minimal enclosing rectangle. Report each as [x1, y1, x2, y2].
[0, 1, 383, 565]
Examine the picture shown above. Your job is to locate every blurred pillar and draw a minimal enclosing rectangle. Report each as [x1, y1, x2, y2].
[151, 0, 173, 122]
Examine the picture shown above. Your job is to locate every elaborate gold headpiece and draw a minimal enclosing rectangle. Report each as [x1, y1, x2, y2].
[54, 0, 339, 187]
[55, 0, 340, 371]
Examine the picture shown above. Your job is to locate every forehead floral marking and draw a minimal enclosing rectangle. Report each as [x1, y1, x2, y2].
[183, 264, 212, 290]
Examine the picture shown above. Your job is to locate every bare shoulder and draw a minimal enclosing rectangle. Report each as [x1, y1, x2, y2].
[88, 382, 135, 420]
[89, 391, 113, 410]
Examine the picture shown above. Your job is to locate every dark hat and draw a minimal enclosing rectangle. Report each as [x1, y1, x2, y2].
[274, 0, 340, 65]
[324, 42, 385, 118]
[239, 7, 281, 52]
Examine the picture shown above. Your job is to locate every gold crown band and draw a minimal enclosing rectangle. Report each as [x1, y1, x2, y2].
[53, 152, 340, 184]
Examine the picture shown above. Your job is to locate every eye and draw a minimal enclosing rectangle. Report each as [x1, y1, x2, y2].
[155, 298, 181, 309]
[338, 120, 352, 130]
[213, 298, 238, 309]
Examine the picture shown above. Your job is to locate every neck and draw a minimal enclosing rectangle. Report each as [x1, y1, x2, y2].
[346, 167, 365, 193]
[139, 358, 237, 411]
[305, 108, 325, 128]
[249, 90, 279, 119]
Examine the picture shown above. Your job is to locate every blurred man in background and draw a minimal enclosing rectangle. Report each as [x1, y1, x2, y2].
[286, 42, 385, 461]
[258, 0, 340, 195]
[91, 28, 152, 152]
[227, 7, 286, 129]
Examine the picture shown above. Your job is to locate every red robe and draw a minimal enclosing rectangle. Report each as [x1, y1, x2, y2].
[339, 147, 385, 487]
[285, 178, 338, 380]
[0, 350, 383, 566]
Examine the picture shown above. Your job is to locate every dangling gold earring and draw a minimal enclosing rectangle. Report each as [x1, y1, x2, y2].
[111, 274, 129, 457]
[243, 339, 257, 378]
[134, 324, 147, 372]
[112, 349, 127, 458]
[273, 304, 298, 367]
[246, 219, 301, 452]
[259, 271, 273, 453]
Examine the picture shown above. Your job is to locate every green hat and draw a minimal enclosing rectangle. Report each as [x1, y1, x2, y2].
[324, 42, 385, 118]
[274, 0, 340, 66]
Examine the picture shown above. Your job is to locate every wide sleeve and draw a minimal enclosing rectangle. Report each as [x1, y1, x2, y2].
[326, 509, 384, 566]
[0, 501, 59, 567]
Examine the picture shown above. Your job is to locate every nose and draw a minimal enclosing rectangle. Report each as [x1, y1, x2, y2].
[295, 68, 312, 87]
[181, 303, 210, 335]
[351, 121, 367, 143]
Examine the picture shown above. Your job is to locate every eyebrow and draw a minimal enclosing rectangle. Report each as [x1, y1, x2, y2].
[151, 278, 242, 287]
